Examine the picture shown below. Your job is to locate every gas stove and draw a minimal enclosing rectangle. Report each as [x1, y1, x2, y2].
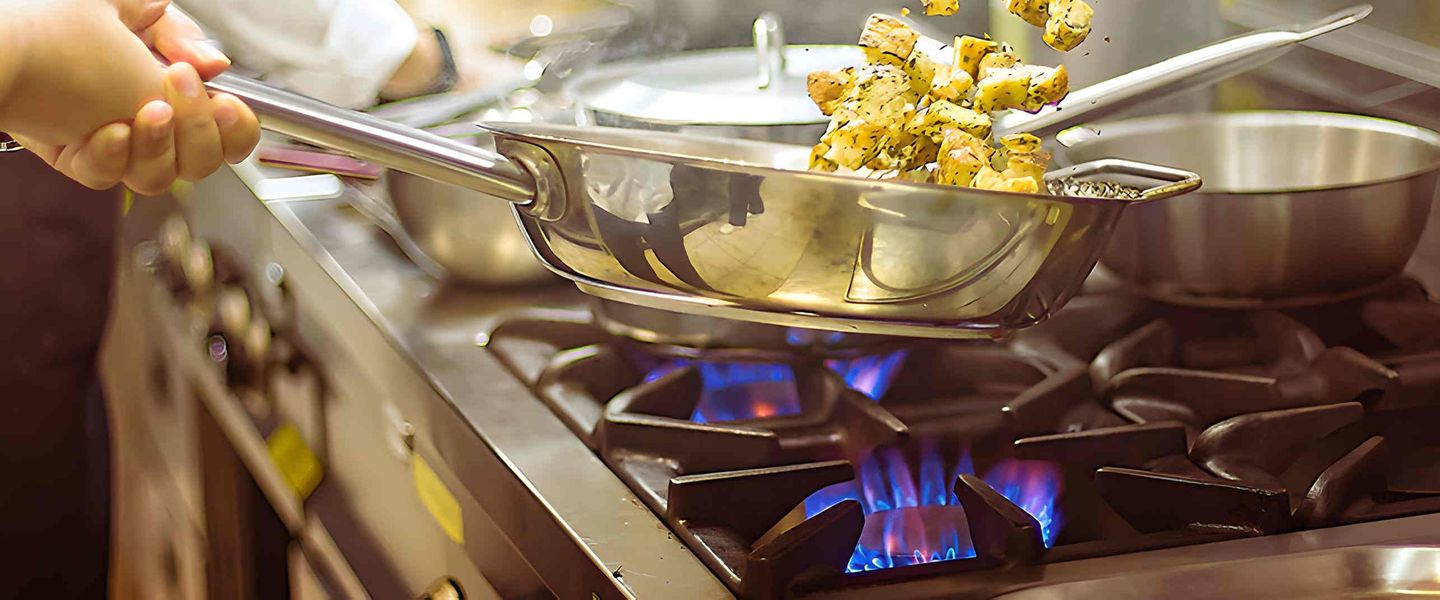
[484, 273, 1440, 598]
[106, 168, 1440, 599]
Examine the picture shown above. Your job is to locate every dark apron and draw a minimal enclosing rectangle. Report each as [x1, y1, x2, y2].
[0, 151, 117, 598]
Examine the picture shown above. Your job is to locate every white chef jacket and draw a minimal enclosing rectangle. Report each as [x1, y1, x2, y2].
[175, 0, 418, 109]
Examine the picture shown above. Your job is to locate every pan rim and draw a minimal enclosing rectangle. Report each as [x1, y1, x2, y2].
[479, 122, 1150, 207]
[1061, 109, 1440, 195]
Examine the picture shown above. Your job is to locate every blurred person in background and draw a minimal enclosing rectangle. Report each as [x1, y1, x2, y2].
[1, 0, 513, 595]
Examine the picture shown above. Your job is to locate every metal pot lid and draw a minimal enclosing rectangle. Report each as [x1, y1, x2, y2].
[566, 13, 861, 127]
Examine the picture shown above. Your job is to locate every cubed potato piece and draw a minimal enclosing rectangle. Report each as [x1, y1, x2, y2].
[955, 35, 999, 79]
[977, 47, 1021, 80]
[972, 165, 1040, 193]
[972, 67, 1032, 113]
[998, 176, 1041, 193]
[971, 165, 1008, 189]
[904, 51, 940, 95]
[999, 133, 1043, 154]
[936, 132, 990, 187]
[923, 0, 960, 16]
[839, 65, 919, 129]
[823, 120, 890, 170]
[895, 133, 940, 169]
[1007, 0, 1050, 27]
[905, 100, 992, 142]
[1044, 0, 1094, 52]
[1002, 151, 1050, 188]
[807, 69, 853, 116]
[862, 47, 906, 68]
[809, 142, 839, 171]
[859, 15, 919, 60]
[928, 63, 974, 103]
[1022, 65, 1070, 111]
[895, 169, 934, 183]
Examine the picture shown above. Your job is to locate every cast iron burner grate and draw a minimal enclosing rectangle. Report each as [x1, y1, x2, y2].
[482, 280, 1440, 599]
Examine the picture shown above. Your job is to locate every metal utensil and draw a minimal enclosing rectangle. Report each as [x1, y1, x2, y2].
[979, 4, 1373, 139]
[205, 73, 1200, 339]
[1058, 111, 1440, 308]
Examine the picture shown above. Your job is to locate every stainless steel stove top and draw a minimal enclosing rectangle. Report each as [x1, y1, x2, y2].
[110, 167, 1440, 599]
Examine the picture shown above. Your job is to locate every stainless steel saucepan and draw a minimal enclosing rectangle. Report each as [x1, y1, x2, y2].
[1059, 111, 1440, 308]
[204, 73, 1200, 339]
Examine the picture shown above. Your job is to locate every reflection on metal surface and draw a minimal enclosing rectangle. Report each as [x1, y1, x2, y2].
[998, 546, 1440, 599]
[1063, 111, 1440, 306]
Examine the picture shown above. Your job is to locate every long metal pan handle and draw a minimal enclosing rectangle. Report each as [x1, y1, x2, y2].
[205, 72, 537, 204]
[992, 4, 1372, 139]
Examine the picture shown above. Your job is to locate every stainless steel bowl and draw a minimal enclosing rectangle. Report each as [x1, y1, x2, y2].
[388, 170, 557, 287]
[1060, 111, 1440, 307]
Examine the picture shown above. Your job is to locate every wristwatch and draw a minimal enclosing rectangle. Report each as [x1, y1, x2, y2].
[0, 133, 22, 153]
[417, 27, 460, 96]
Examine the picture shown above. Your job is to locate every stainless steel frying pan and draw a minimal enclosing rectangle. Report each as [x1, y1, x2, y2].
[201, 6, 1368, 338]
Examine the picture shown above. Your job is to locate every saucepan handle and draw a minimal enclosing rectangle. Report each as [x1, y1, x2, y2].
[992, 4, 1372, 140]
[1044, 159, 1203, 204]
[206, 72, 537, 205]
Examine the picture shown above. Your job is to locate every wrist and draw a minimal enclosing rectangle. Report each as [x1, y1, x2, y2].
[0, 11, 33, 131]
[380, 27, 457, 100]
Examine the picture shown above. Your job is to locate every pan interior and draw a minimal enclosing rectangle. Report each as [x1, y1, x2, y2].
[1062, 112, 1440, 193]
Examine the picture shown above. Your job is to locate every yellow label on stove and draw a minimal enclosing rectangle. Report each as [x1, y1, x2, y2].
[267, 424, 323, 500]
[412, 454, 464, 545]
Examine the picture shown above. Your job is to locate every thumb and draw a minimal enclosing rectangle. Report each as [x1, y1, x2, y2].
[142, 6, 232, 79]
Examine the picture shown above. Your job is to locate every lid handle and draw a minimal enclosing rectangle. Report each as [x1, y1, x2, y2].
[754, 12, 787, 90]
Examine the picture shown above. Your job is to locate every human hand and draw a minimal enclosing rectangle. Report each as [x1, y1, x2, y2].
[0, 0, 260, 191]
[14, 63, 260, 193]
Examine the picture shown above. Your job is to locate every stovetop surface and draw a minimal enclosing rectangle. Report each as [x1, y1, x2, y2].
[236, 182, 1440, 599]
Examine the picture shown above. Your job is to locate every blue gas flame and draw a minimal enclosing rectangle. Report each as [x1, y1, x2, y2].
[825, 350, 910, 400]
[802, 442, 1062, 572]
[983, 459, 1064, 548]
[643, 360, 804, 423]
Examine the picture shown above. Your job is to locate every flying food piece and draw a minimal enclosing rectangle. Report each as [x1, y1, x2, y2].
[1023, 65, 1070, 111]
[1004, 0, 1094, 52]
[995, 133, 1050, 187]
[822, 120, 890, 170]
[928, 63, 975, 103]
[905, 100, 992, 142]
[904, 51, 941, 95]
[955, 35, 1000, 79]
[807, 69, 853, 116]
[972, 164, 1041, 193]
[806, 15, 1061, 191]
[1007, 0, 1050, 27]
[936, 130, 990, 186]
[837, 64, 919, 129]
[859, 15, 920, 60]
[977, 45, 1021, 80]
[923, 0, 960, 17]
[973, 67, 1032, 113]
[1044, 0, 1094, 52]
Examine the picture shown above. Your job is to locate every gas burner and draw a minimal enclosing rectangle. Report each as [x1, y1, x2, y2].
[480, 279, 1440, 598]
[802, 442, 1064, 573]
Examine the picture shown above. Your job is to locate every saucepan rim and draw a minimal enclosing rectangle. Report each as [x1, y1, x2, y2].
[1061, 110, 1440, 195]
[481, 122, 1170, 207]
